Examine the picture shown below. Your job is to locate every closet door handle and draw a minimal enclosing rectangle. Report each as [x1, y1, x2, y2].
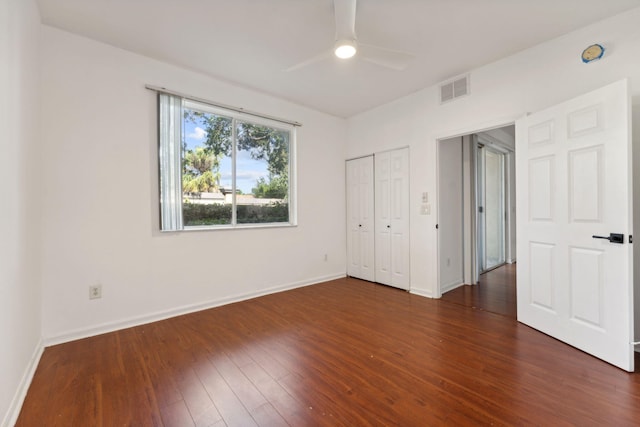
[386, 225, 391, 228]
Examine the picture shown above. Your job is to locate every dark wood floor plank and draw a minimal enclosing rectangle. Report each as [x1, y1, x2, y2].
[160, 400, 195, 427]
[441, 263, 517, 318]
[208, 352, 268, 412]
[16, 274, 640, 426]
[193, 356, 258, 427]
[240, 361, 323, 426]
[175, 367, 222, 426]
[277, 371, 379, 427]
[101, 330, 164, 427]
[250, 402, 288, 427]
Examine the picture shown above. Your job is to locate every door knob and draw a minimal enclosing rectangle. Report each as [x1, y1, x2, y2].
[592, 233, 624, 244]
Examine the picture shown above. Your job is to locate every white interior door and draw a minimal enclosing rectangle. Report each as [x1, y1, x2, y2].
[346, 156, 375, 281]
[516, 79, 634, 371]
[375, 148, 410, 289]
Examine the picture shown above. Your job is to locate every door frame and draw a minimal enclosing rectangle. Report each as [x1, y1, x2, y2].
[435, 118, 518, 299]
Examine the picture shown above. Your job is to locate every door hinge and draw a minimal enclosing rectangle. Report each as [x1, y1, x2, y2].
[630, 235, 633, 244]
[436, 224, 439, 229]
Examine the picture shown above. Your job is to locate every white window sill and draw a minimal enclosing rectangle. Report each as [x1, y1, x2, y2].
[161, 222, 298, 233]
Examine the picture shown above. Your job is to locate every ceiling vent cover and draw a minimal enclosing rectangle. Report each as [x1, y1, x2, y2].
[440, 75, 470, 104]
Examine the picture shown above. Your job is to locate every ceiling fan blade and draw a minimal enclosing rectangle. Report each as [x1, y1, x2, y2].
[334, 0, 357, 40]
[285, 50, 332, 72]
[358, 43, 414, 71]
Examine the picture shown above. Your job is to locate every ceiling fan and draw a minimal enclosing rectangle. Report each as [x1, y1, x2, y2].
[286, 0, 414, 72]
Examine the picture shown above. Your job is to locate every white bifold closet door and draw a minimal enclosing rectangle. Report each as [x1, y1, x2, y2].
[375, 148, 410, 290]
[346, 156, 375, 281]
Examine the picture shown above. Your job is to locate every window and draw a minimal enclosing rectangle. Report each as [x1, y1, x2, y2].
[158, 93, 296, 230]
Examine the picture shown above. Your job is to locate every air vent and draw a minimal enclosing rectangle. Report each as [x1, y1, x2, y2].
[439, 75, 470, 104]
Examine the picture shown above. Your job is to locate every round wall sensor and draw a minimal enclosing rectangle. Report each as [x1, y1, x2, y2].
[582, 44, 605, 63]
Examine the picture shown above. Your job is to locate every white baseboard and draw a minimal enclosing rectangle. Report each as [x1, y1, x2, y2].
[2, 338, 44, 427]
[410, 287, 434, 299]
[440, 280, 465, 294]
[44, 273, 346, 347]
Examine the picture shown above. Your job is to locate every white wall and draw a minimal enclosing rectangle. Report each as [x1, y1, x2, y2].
[437, 137, 464, 292]
[347, 8, 640, 304]
[40, 26, 347, 342]
[0, 0, 43, 425]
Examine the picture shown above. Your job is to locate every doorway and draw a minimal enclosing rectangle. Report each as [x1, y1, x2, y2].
[437, 125, 516, 309]
[437, 81, 636, 370]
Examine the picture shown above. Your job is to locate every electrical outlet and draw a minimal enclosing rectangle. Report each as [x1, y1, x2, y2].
[89, 284, 102, 300]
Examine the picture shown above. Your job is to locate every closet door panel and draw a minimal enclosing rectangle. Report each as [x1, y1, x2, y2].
[375, 153, 392, 285]
[375, 148, 409, 289]
[346, 156, 374, 281]
[390, 148, 410, 288]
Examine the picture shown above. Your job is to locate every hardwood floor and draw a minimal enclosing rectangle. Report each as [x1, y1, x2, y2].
[440, 263, 517, 319]
[17, 277, 640, 426]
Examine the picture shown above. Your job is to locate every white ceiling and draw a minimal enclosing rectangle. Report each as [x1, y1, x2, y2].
[36, 0, 640, 118]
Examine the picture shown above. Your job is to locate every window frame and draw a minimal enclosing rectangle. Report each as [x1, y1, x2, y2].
[158, 94, 297, 232]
